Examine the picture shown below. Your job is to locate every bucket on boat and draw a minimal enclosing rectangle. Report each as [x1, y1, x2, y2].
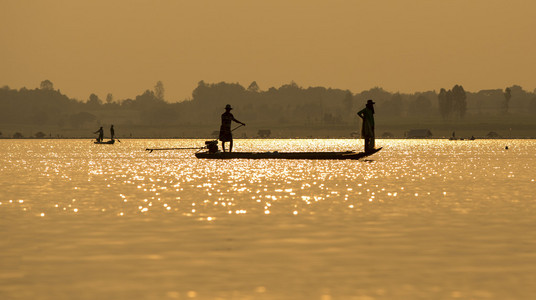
[205, 140, 218, 153]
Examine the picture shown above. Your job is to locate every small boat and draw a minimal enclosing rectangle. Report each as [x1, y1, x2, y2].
[195, 147, 382, 160]
[94, 139, 115, 145]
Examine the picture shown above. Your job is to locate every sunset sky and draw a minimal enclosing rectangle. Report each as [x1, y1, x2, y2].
[1, 0, 534, 101]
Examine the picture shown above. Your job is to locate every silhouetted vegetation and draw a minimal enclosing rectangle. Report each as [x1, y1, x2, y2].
[1, 81, 536, 138]
[438, 85, 467, 120]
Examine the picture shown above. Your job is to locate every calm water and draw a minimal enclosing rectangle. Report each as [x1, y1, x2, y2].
[1, 139, 535, 300]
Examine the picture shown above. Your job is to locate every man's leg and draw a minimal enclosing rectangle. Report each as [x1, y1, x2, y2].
[229, 140, 233, 152]
[221, 141, 226, 152]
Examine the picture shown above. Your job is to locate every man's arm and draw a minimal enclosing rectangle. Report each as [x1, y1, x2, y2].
[357, 109, 365, 119]
[232, 116, 245, 126]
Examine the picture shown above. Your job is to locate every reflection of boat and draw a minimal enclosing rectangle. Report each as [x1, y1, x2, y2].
[195, 147, 382, 160]
[94, 139, 115, 145]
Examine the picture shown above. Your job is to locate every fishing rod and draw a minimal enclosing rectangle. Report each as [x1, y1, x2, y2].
[146, 124, 245, 153]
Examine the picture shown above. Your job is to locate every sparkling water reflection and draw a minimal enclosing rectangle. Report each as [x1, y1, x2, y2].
[1, 139, 535, 299]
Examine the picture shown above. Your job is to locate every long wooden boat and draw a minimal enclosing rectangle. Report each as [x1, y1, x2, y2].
[195, 147, 382, 160]
[94, 139, 115, 145]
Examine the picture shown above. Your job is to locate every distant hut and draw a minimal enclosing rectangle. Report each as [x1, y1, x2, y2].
[486, 131, 500, 138]
[406, 129, 433, 138]
[258, 129, 271, 138]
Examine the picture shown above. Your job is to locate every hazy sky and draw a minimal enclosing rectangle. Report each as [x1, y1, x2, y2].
[1, 0, 535, 101]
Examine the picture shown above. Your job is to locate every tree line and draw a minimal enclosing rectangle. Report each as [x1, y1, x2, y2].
[1, 80, 536, 138]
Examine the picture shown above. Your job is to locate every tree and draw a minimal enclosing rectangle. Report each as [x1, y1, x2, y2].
[452, 85, 467, 118]
[408, 95, 432, 116]
[383, 92, 403, 117]
[35, 131, 46, 139]
[106, 93, 114, 104]
[343, 91, 353, 112]
[13, 132, 24, 138]
[438, 88, 451, 120]
[31, 110, 49, 125]
[40, 80, 54, 90]
[69, 112, 97, 128]
[87, 93, 102, 107]
[529, 97, 536, 113]
[154, 81, 165, 101]
[503, 87, 512, 114]
[438, 85, 466, 120]
[247, 81, 260, 93]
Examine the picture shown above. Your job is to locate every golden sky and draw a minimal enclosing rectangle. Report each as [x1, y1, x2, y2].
[1, 0, 535, 101]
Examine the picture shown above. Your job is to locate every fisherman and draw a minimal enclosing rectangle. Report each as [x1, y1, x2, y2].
[94, 126, 104, 142]
[219, 104, 245, 152]
[357, 99, 376, 153]
[110, 125, 115, 140]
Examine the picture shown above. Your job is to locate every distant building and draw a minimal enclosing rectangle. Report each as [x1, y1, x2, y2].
[258, 129, 271, 138]
[406, 129, 433, 138]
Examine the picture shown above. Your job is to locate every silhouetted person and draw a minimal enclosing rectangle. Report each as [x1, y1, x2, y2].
[110, 125, 115, 140]
[357, 99, 375, 153]
[94, 126, 104, 142]
[219, 104, 245, 152]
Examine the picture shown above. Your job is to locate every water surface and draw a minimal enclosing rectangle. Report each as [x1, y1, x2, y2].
[1, 139, 535, 299]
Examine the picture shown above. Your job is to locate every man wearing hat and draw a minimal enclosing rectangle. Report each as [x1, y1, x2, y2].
[219, 104, 245, 152]
[94, 126, 104, 143]
[357, 99, 376, 153]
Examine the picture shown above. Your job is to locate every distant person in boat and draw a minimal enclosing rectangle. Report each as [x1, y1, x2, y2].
[94, 126, 104, 142]
[219, 104, 245, 152]
[357, 99, 376, 153]
[110, 125, 115, 140]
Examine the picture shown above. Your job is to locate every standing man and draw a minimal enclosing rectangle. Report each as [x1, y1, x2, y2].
[94, 126, 104, 142]
[110, 125, 115, 140]
[357, 99, 375, 153]
[219, 104, 245, 152]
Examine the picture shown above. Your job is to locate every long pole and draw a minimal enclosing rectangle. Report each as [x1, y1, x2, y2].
[231, 124, 244, 132]
[146, 125, 244, 153]
[146, 147, 202, 153]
